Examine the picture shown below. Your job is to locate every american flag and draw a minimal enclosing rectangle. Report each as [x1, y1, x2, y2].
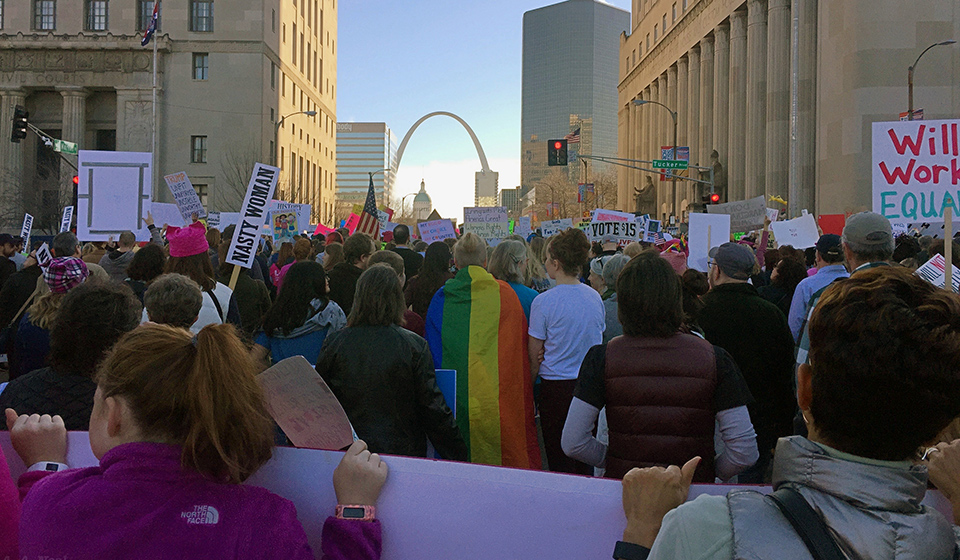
[355, 173, 381, 238]
[564, 127, 581, 144]
[141, 1, 160, 46]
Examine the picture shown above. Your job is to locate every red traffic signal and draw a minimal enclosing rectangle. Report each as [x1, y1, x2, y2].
[72, 175, 79, 186]
[548, 139, 568, 166]
[554, 141, 562, 150]
[710, 193, 721, 204]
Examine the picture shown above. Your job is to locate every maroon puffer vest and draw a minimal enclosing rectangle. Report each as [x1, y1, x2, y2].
[604, 333, 717, 482]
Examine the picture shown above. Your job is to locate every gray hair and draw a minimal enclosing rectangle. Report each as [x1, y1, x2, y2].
[602, 254, 631, 288]
[144, 273, 203, 329]
[488, 240, 528, 284]
[52, 232, 79, 258]
[841, 237, 894, 263]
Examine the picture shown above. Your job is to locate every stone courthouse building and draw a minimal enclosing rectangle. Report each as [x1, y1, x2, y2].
[618, 0, 960, 220]
[0, 0, 337, 232]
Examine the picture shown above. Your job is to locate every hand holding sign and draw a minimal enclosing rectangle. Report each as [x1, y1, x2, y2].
[333, 440, 389, 507]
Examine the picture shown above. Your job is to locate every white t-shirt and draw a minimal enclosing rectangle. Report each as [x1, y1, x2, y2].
[528, 283, 605, 381]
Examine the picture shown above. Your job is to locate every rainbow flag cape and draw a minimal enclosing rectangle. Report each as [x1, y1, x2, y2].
[425, 266, 541, 469]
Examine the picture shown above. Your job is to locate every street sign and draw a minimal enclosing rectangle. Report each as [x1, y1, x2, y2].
[900, 109, 924, 121]
[652, 159, 688, 169]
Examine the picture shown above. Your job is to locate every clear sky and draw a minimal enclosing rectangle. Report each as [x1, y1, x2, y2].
[337, 0, 631, 222]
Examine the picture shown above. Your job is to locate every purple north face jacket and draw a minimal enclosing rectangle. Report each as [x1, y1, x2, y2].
[17, 442, 381, 560]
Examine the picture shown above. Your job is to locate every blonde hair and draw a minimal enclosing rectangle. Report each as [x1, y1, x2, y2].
[623, 242, 644, 258]
[28, 292, 65, 330]
[488, 240, 528, 284]
[454, 232, 488, 268]
[96, 323, 274, 484]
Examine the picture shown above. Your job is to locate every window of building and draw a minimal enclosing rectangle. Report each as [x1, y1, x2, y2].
[672, 3, 677, 22]
[282, 73, 286, 96]
[300, 33, 304, 72]
[194, 184, 208, 207]
[282, 23, 285, 42]
[632, 49, 636, 65]
[190, 0, 213, 32]
[271, 9, 275, 33]
[192, 53, 208, 80]
[314, 1, 318, 34]
[662, 14, 667, 31]
[0, 1, 5, 30]
[84, 0, 107, 31]
[270, 63, 276, 89]
[292, 23, 297, 63]
[646, 33, 650, 51]
[682, 0, 688, 11]
[191, 136, 207, 163]
[307, 43, 312, 80]
[653, 24, 658, 41]
[307, 0, 311, 28]
[33, 0, 55, 31]
[137, 0, 160, 31]
[625, 57, 629, 73]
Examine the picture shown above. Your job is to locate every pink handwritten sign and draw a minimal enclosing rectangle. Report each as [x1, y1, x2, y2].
[345, 213, 361, 235]
[257, 356, 354, 451]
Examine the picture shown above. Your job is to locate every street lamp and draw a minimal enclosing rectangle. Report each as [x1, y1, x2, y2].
[633, 99, 679, 218]
[274, 110, 318, 166]
[908, 40, 956, 121]
[401, 192, 418, 220]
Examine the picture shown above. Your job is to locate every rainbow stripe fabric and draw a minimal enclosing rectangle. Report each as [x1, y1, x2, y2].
[425, 266, 542, 469]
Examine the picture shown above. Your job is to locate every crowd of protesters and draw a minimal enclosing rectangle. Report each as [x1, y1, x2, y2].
[3, 208, 960, 558]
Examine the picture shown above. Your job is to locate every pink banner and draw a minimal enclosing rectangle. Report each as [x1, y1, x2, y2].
[314, 224, 335, 236]
[2, 433, 953, 559]
[345, 213, 360, 235]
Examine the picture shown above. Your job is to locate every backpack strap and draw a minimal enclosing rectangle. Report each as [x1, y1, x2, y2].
[768, 487, 847, 560]
[205, 288, 225, 322]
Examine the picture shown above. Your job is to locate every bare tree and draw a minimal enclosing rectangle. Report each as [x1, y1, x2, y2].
[217, 141, 263, 212]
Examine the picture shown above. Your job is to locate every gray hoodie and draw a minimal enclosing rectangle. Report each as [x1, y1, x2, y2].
[99, 249, 135, 283]
[270, 298, 346, 340]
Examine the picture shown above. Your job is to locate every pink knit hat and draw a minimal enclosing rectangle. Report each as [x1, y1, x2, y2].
[167, 221, 209, 258]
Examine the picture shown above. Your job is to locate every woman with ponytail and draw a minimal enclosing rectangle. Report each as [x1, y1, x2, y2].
[7, 322, 388, 560]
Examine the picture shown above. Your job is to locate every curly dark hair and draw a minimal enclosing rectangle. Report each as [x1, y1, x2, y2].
[261, 261, 329, 336]
[548, 228, 591, 277]
[126, 244, 166, 282]
[808, 267, 960, 460]
[50, 280, 142, 377]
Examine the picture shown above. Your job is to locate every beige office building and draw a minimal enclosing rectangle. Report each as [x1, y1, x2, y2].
[0, 0, 337, 233]
[618, 0, 960, 221]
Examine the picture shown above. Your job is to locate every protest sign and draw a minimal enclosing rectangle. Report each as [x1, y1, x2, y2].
[591, 209, 634, 223]
[271, 210, 299, 242]
[163, 172, 206, 222]
[345, 213, 360, 235]
[35, 243, 52, 266]
[891, 220, 909, 236]
[463, 221, 510, 240]
[766, 208, 780, 223]
[225, 163, 280, 270]
[6, 432, 951, 560]
[19, 214, 33, 246]
[314, 223, 335, 237]
[514, 216, 533, 238]
[817, 214, 846, 236]
[464, 207, 508, 223]
[59, 206, 74, 233]
[257, 356, 354, 451]
[771, 213, 820, 249]
[77, 150, 152, 241]
[540, 218, 573, 237]
[706, 195, 766, 232]
[587, 221, 640, 247]
[267, 201, 312, 231]
[688, 213, 731, 272]
[643, 219, 664, 243]
[382, 222, 399, 233]
[418, 219, 458, 244]
[149, 202, 185, 228]
[915, 253, 960, 292]
[873, 119, 960, 223]
[206, 212, 241, 231]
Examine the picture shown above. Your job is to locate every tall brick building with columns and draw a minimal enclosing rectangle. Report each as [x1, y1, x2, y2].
[618, 0, 960, 221]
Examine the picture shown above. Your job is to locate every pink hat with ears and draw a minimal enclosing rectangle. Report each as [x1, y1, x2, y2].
[167, 221, 209, 258]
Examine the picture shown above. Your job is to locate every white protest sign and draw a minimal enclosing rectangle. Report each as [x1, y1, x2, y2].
[591, 209, 634, 223]
[874, 119, 960, 223]
[514, 216, 533, 238]
[587, 221, 640, 247]
[19, 213, 33, 244]
[891, 220, 909, 236]
[688, 213, 732, 272]
[418, 219, 457, 244]
[149, 202, 185, 228]
[59, 206, 74, 233]
[226, 163, 280, 269]
[916, 253, 960, 292]
[163, 172, 206, 222]
[770, 213, 820, 249]
[464, 207, 508, 223]
[540, 218, 573, 237]
[77, 150, 152, 241]
[707, 195, 767, 232]
[267, 201, 312, 231]
[643, 219, 663, 243]
[207, 211, 241, 231]
[35, 243, 52, 266]
[463, 221, 510, 240]
[766, 208, 780, 223]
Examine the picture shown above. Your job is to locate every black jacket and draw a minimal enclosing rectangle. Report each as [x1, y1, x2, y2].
[316, 325, 467, 461]
[327, 262, 363, 316]
[698, 282, 797, 454]
[0, 367, 97, 430]
[391, 247, 424, 284]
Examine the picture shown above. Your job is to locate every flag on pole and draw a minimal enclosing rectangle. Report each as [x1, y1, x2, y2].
[141, 1, 160, 46]
[354, 174, 381, 238]
[564, 127, 581, 144]
[585, 183, 595, 194]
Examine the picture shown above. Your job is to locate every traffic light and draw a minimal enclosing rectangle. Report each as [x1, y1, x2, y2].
[547, 139, 568, 166]
[72, 175, 79, 186]
[10, 105, 27, 143]
[710, 193, 721, 204]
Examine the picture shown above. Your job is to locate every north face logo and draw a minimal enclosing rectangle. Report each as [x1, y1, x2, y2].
[181, 505, 220, 525]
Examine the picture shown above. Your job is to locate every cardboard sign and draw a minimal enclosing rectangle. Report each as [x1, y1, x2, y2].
[916, 253, 960, 292]
[59, 206, 74, 233]
[540, 218, 573, 237]
[35, 242, 52, 266]
[592, 209, 634, 223]
[587, 221, 640, 246]
[771, 214, 820, 249]
[271, 210, 299, 242]
[258, 356, 355, 451]
[707, 196, 767, 233]
[464, 207, 508, 223]
[163, 172, 207, 222]
[418, 219, 458, 244]
[817, 214, 846, 236]
[463, 221, 509, 240]
[267, 201, 312, 231]
[688, 213, 732, 272]
[5, 432, 953, 560]
[19, 213, 33, 244]
[225, 163, 280, 269]
[77, 150, 152, 242]
[873, 119, 960, 223]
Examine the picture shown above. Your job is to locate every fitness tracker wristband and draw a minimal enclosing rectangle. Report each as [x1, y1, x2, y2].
[335, 504, 376, 522]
